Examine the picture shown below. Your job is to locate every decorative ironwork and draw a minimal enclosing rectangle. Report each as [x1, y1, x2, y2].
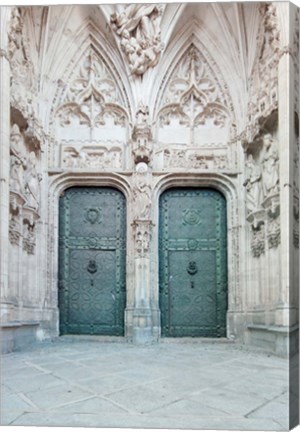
[159, 188, 227, 337]
[187, 261, 198, 276]
[84, 207, 102, 225]
[58, 187, 126, 336]
[182, 209, 202, 226]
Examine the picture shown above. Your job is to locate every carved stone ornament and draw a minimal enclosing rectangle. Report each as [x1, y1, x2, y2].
[261, 133, 279, 197]
[62, 146, 123, 170]
[158, 45, 230, 130]
[22, 207, 39, 255]
[10, 124, 27, 197]
[24, 151, 42, 212]
[163, 149, 228, 170]
[110, 4, 165, 76]
[267, 218, 280, 249]
[8, 8, 37, 118]
[9, 192, 25, 246]
[132, 220, 154, 257]
[243, 154, 263, 214]
[56, 50, 127, 129]
[244, 6, 280, 144]
[132, 103, 153, 164]
[132, 163, 152, 220]
[251, 225, 265, 258]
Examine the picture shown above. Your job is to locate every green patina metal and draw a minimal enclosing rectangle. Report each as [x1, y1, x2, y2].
[159, 188, 227, 337]
[58, 187, 126, 336]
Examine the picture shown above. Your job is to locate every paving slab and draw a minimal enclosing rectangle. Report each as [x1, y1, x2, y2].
[0, 338, 289, 430]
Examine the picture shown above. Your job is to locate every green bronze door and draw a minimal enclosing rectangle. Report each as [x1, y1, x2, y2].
[58, 187, 126, 335]
[159, 188, 227, 337]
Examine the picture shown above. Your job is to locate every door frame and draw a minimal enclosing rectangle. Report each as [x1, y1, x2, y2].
[47, 172, 241, 341]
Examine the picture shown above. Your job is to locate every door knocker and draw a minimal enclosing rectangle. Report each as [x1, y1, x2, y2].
[187, 261, 198, 276]
[87, 259, 97, 286]
[187, 261, 197, 289]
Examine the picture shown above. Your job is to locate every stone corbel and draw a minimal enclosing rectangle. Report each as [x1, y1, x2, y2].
[250, 223, 266, 258]
[262, 193, 280, 249]
[22, 206, 39, 255]
[246, 209, 265, 230]
[9, 191, 25, 246]
[262, 193, 280, 219]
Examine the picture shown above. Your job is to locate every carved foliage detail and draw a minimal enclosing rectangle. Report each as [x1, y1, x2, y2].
[111, 4, 164, 76]
[251, 225, 265, 258]
[132, 220, 153, 257]
[8, 8, 37, 116]
[158, 46, 230, 129]
[56, 51, 127, 129]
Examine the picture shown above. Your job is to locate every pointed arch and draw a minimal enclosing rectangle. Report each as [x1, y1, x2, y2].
[45, 19, 134, 133]
[151, 23, 237, 131]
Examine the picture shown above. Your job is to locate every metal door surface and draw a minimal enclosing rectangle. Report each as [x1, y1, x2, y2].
[59, 187, 126, 335]
[159, 188, 227, 337]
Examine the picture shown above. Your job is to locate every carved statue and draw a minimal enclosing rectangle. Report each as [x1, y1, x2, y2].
[136, 102, 149, 125]
[8, 8, 23, 61]
[10, 124, 27, 195]
[24, 151, 41, 211]
[132, 165, 152, 219]
[261, 133, 279, 197]
[111, 4, 164, 75]
[243, 154, 263, 213]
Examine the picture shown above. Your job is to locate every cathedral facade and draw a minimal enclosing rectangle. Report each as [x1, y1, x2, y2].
[0, 3, 298, 356]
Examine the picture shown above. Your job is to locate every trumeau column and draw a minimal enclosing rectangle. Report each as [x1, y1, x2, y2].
[126, 104, 159, 344]
[0, 7, 13, 320]
[276, 3, 297, 326]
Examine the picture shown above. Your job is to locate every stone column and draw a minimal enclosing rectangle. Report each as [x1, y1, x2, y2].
[0, 7, 12, 320]
[131, 219, 155, 344]
[276, 5, 297, 327]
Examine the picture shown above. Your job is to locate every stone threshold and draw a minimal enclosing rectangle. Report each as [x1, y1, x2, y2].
[160, 337, 234, 344]
[58, 335, 126, 343]
[0, 320, 39, 328]
[248, 324, 299, 334]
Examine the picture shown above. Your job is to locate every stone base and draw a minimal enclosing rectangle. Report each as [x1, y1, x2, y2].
[1, 321, 40, 354]
[125, 307, 160, 345]
[247, 324, 299, 357]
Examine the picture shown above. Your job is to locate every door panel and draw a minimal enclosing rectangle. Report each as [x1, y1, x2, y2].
[159, 188, 227, 337]
[59, 187, 126, 336]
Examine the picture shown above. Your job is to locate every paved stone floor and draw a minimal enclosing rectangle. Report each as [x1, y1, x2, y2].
[0, 337, 292, 430]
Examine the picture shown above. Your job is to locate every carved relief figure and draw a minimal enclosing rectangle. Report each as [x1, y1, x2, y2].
[243, 154, 263, 213]
[111, 4, 164, 75]
[132, 164, 152, 219]
[24, 152, 41, 211]
[10, 124, 26, 195]
[262, 133, 279, 197]
[136, 102, 149, 125]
